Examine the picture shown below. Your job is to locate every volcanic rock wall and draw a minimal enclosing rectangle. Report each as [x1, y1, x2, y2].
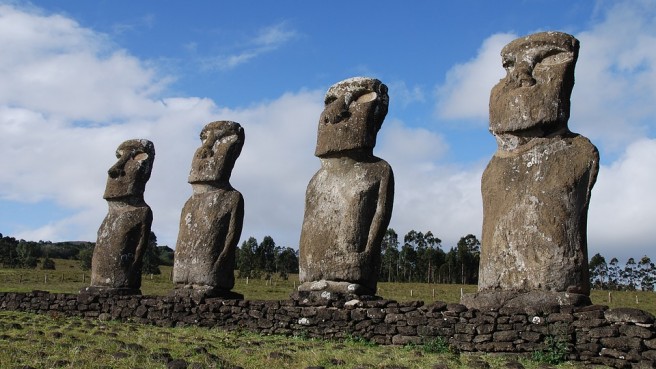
[1, 291, 654, 368]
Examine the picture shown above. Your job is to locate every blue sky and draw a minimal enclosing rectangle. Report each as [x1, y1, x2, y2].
[1, 0, 655, 263]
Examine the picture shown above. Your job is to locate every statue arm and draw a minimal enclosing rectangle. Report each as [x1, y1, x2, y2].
[214, 194, 245, 269]
[133, 208, 153, 269]
[365, 166, 394, 254]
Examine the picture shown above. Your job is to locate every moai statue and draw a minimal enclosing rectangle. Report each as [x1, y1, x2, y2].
[464, 32, 599, 309]
[86, 139, 155, 295]
[298, 77, 394, 297]
[171, 121, 245, 299]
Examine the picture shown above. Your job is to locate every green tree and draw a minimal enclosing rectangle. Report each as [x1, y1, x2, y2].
[607, 257, 621, 290]
[16, 240, 38, 268]
[399, 238, 418, 282]
[589, 253, 607, 289]
[441, 248, 459, 284]
[275, 247, 298, 280]
[638, 256, 655, 291]
[404, 230, 440, 283]
[456, 234, 480, 284]
[238, 237, 259, 278]
[0, 233, 19, 268]
[79, 244, 94, 271]
[622, 257, 637, 290]
[142, 231, 161, 275]
[257, 236, 276, 277]
[157, 246, 174, 266]
[41, 254, 56, 270]
[380, 229, 400, 282]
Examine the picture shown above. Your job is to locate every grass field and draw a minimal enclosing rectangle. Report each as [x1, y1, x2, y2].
[1, 259, 654, 315]
[0, 310, 602, 369]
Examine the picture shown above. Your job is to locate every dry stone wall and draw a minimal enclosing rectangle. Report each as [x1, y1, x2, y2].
[1, 291, 655, 369]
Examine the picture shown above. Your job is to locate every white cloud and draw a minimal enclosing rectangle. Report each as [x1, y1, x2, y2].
[0, 1, 322, 248]
[377, 120, 485, 248]
[588, 139, 656, 261]
[252, 22, 297, 48]
[386, 81, 425, 108]
[0, 0, 484, 253]
[572, 1, 656, 151]
[0, 5, 167, 122]
[203, 22, 298, 71]
[435, 33, 515, 121]
[2, 1, 655, 268]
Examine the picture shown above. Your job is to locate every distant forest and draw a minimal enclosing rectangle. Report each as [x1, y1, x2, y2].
[1, 230, 654, 290]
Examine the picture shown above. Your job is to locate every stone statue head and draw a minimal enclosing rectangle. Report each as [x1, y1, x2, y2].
[103, 139, 155, 200]
[489, 31, 579, 134]
[315, 77, 389, 157]
[188, 120, 245, 184]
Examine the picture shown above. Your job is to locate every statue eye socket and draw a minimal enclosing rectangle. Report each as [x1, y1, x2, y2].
[535, 49, 572, 67]
[134, 152, 149, 162]
[325, 96, 337, 105]
[502, 58, 514, 70]
[355, 91, 377, 103]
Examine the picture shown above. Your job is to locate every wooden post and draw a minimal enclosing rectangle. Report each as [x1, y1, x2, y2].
[246, 277, 249, 285]
[636, 295, 639, 304]
[19, 274, 23, 284]
[150, 273, 153, 280]
[44, 274, 48, 283]
[410, 289, 413, 297]
[61, 273, 64, 282]
[432, 288, 435, 299]
[608, 291, 612, 303]
[460, 288, 463, 298]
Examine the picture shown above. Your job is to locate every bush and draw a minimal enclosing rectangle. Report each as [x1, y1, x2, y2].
[41, 256, 56, 270]
[532, 335, 569, 364]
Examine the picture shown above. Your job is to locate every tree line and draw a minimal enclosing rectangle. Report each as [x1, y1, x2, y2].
[0, 232, 172, 274]
[380, 229, 481, 284]
[0, 230, 483, 284]
[236, 236, 299, 280]
[589, 253, 656, 291]
[3, 230, 655, 291]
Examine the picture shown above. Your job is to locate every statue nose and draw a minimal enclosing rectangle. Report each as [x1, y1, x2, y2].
[511, 62, 536, 87]
[108, 155, 129, 178]
[321, 99, 350, 124]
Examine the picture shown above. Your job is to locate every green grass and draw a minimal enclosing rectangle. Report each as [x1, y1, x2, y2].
[0, 310, 601, 369]
[1, 259, 655, 316]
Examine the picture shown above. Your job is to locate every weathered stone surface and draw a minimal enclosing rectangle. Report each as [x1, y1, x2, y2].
[461, 290, 589, 312]
[172, 121, 245, 299]
[478, 31, 599, 295]
[605, 308, 655, 325]
[88, 139, 155, 294]
[299, 77, 394, 295]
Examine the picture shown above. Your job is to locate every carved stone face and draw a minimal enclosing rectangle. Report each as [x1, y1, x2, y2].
[188, 121, 244, 184]
[103, 139, 155, 200]
[315, 77, 389, 157]
[489, 32, 579, 134]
